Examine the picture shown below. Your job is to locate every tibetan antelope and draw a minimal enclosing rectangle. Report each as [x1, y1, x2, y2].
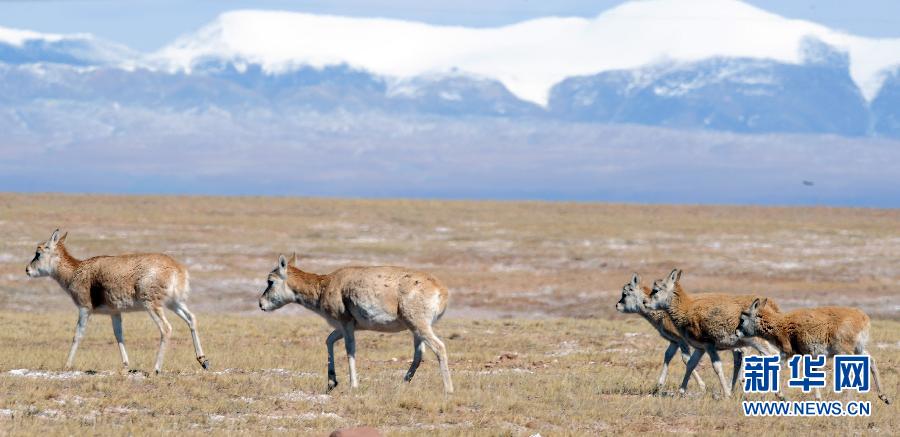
[737, 298, 891, 404]
[258, 254, 453, 394]
[25, 229, 209, 373]
[645, 269, 781, 398]
[616, 273, 707, 393]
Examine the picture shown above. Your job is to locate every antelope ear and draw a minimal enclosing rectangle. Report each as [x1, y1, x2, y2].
[758, 298, 768, 311]
[631, 273, 640, 287]
[277, 254, 287, 277]
[749, 298, 762, 312]
[49, 229, 61, 245]
[287, 252, 298, 267]
[58, 232, 68, 245]
[668, 268, 681, 283]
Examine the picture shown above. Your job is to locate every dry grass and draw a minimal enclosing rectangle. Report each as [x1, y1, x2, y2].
[0, 193, 897, 435]
[0, 312, 897, 436]
[0, 193, 898, 318]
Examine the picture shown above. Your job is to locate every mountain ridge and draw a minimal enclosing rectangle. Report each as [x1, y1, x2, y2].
[1, 0, 900, 138]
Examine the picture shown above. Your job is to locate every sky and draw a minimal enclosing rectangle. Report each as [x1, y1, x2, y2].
[0, 0, 899, 51]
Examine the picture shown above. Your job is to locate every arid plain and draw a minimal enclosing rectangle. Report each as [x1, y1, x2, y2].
[0, 193, 897, 435]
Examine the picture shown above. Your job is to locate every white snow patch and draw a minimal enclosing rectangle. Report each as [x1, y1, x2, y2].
[37, 409, 62, 419]
[875, 341, 900, 350]
[183, 257, 226, 272]
[105, 406, 147, 414]
[489, 263, 533, 273]
[211, 368, 317, 378]
[477, 368, 534, 375]
[151, 0, 900, 104]
[53, 395, 86, 406]
[439, 91, 462, 101]
[601, 347, 638, 354]
[0, 26, 80, 46]
[278, 390, 330, 404]
[396, 421, 475, 431]
[298, 412, 342, 420]
[347, 236, 384, 244]
[261, 412, 342, 421]
[6, 369, 108, 380]
[126, 371, 147, 380]
[549, 340, 585, 357]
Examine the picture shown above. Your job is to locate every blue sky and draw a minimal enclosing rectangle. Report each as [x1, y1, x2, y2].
[1, 0, 899, 51]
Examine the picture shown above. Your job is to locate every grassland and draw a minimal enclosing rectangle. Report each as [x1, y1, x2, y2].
[0, 193, 897, 435]
[0, 313, 897, 436]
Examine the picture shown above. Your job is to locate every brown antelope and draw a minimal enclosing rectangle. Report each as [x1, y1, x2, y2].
[616, 273, 707, 393]
[645, 269, 781, 398]
[737, 298, 891, 404]
[25, 229, 208, 373]
[258, 254, 453, 394]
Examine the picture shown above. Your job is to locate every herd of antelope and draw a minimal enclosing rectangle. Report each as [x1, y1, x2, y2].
[25, 229, 452, 394]
[23, 229, 891, 404]
[618, 269, 891, 404]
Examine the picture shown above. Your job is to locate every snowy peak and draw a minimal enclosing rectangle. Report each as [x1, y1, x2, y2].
[150, 0, 900, 104]
[2, 1, 900, 138]
[0, 25, 84, 46]
[0, 24, 134, 66]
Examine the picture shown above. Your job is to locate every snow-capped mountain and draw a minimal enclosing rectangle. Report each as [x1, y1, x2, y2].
[3, 0, 900, 205]
[549, 39, 870, 135]
[150, 0, 900, 105]
[2, 0, 900, 138]
[0, 26, 133, 66]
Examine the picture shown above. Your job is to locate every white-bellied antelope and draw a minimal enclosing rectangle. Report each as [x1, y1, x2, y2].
[645, 268, 780, 398]
[258, 254, 453, 394]
[25, 229, 208, 373]
[737, 297, 890, 404]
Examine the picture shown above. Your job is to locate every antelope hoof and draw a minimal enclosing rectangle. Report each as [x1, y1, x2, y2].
[327, 379, 338, 393]
[650, 385, 663, 396]
[197, 356, 210, 370]
[879, 394, 891, 405]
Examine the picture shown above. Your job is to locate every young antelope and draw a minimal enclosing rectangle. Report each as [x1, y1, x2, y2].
[258, 254, 453, 394]
[737, 297, 890, 404]
[25, 229, 208, 373]
[616, 273, 707, 393]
